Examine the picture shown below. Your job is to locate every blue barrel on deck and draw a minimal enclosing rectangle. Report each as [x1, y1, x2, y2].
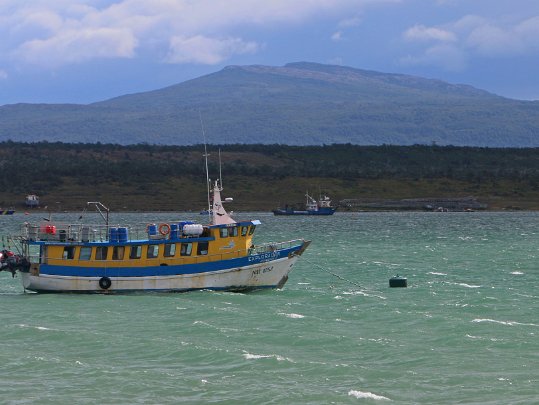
[118, 227, 128, 243]
[148, 223, 157, 237]
[109, 227, 118, 243]
[169, 223, 179, 239]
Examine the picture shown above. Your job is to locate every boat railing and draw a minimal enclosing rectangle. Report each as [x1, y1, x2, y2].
[20, 222, 198, 244]
[251, 239, 304, 255]
[21, 223, 305, 253]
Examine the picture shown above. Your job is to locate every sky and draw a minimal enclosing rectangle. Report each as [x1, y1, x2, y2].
[1, 0, 539, 105]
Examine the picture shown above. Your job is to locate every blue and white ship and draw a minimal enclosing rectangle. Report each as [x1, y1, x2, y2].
[273, 193, 336, 216]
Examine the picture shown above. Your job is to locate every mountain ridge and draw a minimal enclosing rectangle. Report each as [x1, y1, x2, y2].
[0, 62, 537, 146]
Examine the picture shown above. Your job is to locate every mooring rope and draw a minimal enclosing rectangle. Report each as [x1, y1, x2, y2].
[303, 257, 363, 288]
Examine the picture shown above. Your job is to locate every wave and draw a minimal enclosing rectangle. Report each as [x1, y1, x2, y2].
[348, 390, 391, 401]
[472, 319, 538, 327]
[278, 312, 304, 319]
[18, 324, 57, 331]
[343, 290, 387, 300]
[454, 283, 481, 288]
[242, 352, 293, 362]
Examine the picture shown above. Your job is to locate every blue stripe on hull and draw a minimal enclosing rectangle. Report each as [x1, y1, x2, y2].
[36, 247, 297, 278]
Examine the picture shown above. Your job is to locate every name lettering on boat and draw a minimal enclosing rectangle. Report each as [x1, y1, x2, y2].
[251, 265, 274, 277]
[248, 251, 280, 263]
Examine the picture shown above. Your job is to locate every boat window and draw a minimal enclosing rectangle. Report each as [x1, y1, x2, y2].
[197, 242, 208, 256]
[248, 225, 256, 235]
[112, 246, 125, 260]
[147, 245, 159, 259]
[230, 227, 238, 237]
[63, 246, 75, 260]
[220, 228, 228, 238]
[130, 245, 141, 259]
[164, 243, 176, 257]
[95, 246, 108, 260]
[79, 247, 91, 260]
[241, 226, 248, 236]
[180, 243, 192, 256]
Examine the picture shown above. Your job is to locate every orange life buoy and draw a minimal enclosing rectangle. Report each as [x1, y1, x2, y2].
[158, 223, 171, 236]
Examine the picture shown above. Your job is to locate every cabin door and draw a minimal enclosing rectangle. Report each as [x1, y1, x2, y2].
[40, 246, 48, 264]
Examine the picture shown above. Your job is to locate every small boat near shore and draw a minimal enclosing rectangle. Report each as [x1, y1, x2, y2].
[273, 193, 336, 216]
[0, 209, 15, 215]
[0, 155, 310, 292]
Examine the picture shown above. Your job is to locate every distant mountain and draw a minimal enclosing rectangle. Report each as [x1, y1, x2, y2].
[1, 62, 538, 146]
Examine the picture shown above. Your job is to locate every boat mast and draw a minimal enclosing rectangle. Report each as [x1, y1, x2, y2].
[199, 112, 212, 223]
[218, 148, 223, 191]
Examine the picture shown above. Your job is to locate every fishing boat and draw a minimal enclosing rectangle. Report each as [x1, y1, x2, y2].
[0, 179, 310, 293]
[25, 194, 39, 207]
[273, 193, 336, 216]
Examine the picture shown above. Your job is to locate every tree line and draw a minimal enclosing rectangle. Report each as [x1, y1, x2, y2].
[2, 141, 539, 190]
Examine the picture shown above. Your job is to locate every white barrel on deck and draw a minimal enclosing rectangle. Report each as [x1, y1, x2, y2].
[182, 224, 204, 236]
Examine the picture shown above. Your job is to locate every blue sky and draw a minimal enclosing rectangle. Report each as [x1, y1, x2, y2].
[1, 0, 538, 105]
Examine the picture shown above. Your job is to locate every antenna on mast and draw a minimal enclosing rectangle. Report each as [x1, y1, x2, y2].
[218, 148, 223, 190]
[199, 111, 211, 223]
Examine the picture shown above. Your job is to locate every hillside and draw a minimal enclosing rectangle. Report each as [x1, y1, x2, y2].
[0, 62, 538, 146]
[2, 142, 539, 212]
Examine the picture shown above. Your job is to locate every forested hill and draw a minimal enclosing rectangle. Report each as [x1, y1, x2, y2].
[1, 62, 539, 147]
[1, 142, 539, 211]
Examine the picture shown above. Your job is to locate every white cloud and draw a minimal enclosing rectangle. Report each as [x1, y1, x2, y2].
[452, 15, 486, 33]
[466, 24, 523, 56]
[327, 57, 344, 65]
[166, 35, 259, 65]
[332, 15, 361, 42]
[404, 25, 456, 42]
[14, 27, 138, 67]
[400, 43, 467, 72]
[401, 13, 539, 69]
[0, 0, 399, 68]
[516, 15, 539, 40]
[459, 14, 539, 57]
[331, 31, 343, 41]
[337, 16, 362, 29]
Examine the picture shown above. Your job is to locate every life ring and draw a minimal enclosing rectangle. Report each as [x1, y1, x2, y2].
[158, 223, 171, 236]
[99, 276, 112, 290]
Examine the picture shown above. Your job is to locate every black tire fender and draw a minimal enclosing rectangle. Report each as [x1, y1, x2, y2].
[99, 276, 112, 290]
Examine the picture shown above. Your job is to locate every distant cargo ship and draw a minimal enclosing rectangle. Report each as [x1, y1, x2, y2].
[273, 193, 336, 216]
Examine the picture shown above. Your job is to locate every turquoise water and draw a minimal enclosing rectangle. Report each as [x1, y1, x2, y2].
[1, 211, 538, 404]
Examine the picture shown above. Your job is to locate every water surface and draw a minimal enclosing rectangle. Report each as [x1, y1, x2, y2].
[1, 211, 537, 404]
